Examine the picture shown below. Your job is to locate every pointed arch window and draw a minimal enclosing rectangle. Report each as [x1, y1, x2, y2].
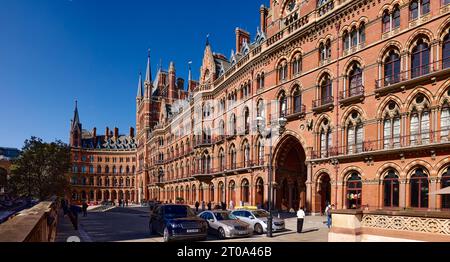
[442, 167, 450, 209]
[320, 122, 332, 158]
[441, 102, 450, 140]
[320, 74, 333, 105]
[244, 107, 250, 134]
[343, 30, 350, 50]
[219, 148, 225, 171]
[348, 63, 363, 97]
[443, 33, 450, 69]
[384, 170, 400, 208]
[279, 92, 287, 117]
[230, 145, 237, 170]
[257, 138, 265, 165]
[382, 10, 390, 33]
[384, 50, 401, 86]
[410, 107, 430, 145]
[293, 87, 303, 114]
[410, 168, 429, 208]
[411, 39, 430, 78]
[384, 115, 401, 149]
[292, 55, 302, 75]
[346, 112, 364, 154]
[346, 173, 362, 209]
[243, 142, 251, 167]
[393, 6, 400, 28]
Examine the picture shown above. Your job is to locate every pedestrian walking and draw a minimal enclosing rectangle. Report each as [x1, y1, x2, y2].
[229, 200, 234, 210]
[69, 204, 81, 230]
[126, 199, 129, 207]
[326, 204, 334, 229]
[195, 201, 200, 213]
[207, 201, 212, 211]
[82, 201, 88, 217]
[297, 207, 306, 233]
[201, 201, 206, 211]
[221, 201, 227, 211]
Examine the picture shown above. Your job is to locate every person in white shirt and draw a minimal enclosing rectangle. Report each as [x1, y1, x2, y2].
[229, 200, 234, 210]
[297, 207, 306, 233]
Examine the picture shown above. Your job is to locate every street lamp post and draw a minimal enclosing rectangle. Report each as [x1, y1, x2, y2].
[257, 116, 287, 238]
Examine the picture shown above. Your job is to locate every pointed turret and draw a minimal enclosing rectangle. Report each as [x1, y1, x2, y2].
[145, 49, 152, 83]
[136, 72, 143, 99]
[72, 100, 81, 130]
[70, 100, 82, 147]
[145, 49, 152, 98]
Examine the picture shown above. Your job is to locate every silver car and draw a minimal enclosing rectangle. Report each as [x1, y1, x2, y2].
[231, 209, 286, 234]
[198, 211, 252, 239]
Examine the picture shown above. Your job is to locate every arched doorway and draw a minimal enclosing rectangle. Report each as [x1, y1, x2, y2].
[317, 173, 332, 213]
[255, 178, 264, 209]
[273, 135, 307, 211]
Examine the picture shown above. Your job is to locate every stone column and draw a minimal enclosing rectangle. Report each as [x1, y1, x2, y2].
[399, 178, 407, 208]
[430, 177, 438, 210]
[306, 163, 313, 212]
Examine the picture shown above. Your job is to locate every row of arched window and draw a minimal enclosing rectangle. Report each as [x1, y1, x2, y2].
[343, 166, 450, 210]
[71, 176, 135, 188]
[315, 88, 450, 158]
[72, 165, 136, 174]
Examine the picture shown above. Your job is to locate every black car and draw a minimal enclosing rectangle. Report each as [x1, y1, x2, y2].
[149, 204, 208, 242]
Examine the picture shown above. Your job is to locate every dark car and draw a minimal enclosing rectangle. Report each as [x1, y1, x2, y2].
[149, 204, 208, 242]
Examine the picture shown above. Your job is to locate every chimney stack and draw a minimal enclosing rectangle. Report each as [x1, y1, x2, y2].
[235, 28, 250, 53]
[93, 128, 97, 145]
[260, 5, 268, 34]
[130, 127, 135, 138]
[105, 127, 110, 139]
[114, 127, 119, 139]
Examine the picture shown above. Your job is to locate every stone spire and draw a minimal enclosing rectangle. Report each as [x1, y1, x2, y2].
[72, 100, 80, 130]
[137, 72, 143, 99]
[145, 49, 152, 83]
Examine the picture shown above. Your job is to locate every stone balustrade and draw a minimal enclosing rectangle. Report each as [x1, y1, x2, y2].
[329, 209, 450, 242]
[0, 199, 59, 242]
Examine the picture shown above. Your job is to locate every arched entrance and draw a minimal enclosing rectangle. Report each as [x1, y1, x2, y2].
[273, 135, 307, 211]
[255, 178, 264, 208]
[316, 173, 332, 213]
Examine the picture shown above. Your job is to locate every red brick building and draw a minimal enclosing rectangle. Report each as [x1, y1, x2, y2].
[71, 0, 450, 215]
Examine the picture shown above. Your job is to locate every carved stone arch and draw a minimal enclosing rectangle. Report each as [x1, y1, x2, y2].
[341, 166, 364, 182]
[405, 29, 434, 53]
[378, 40, 403, 63]
[315, 114, 333, 133]
[339, 25, 350, 37]
[437, 17, 450, 42]
[357, 16, 368, 28]
[406, 87, 433, 111]
[289, 48, 303, 62]
[313, 169, 333, 184]
[349, 21, 358, 31]
[435, 159, 450, 179]
[271, 129, 307, 160]
[316, 68, 334, 86]
[276, 87, 287, 99]
[238, 175, 251, 187]
[240, 138, 249, 151]
[289, 81, 302, 94]
[404, 160, 434, 179]
[377, 95, 404, 119]
[343, 56, 365, 75]
[275, 56, 289, 70]
[376, 162, 404, 180]
[341, 105, 367, 127]
[378, 4, 393, 16]
[436, 80, 450, 106]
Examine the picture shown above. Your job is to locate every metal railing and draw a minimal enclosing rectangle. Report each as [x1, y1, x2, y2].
[310, 129, 450, 160]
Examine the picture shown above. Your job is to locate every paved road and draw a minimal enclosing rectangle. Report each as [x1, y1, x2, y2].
[56, 207, 329, 242]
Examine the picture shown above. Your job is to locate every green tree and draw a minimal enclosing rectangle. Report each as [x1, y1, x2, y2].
[8, 137, 71, 200]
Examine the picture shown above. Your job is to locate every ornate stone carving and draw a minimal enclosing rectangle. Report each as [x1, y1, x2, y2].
[362, 215, 450, 236]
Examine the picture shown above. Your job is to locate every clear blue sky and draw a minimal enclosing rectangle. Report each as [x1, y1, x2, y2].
[0, 0, 268, 149]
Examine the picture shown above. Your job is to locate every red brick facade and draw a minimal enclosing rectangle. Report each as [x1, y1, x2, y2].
[72, 0, 450, 213]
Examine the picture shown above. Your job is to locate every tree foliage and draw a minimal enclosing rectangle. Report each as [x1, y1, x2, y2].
[8, 137, 71, 200]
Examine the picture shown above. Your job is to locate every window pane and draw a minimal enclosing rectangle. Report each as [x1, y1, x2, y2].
[348, 127, 355, 154]
[411, 114, 419, 145]
[421, 111, 430, 143]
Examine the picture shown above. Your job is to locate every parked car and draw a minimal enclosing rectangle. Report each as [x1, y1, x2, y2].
[231, 209, 285, 234]
[149, 204, 208, 242]
[198, 210, 252, 239]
